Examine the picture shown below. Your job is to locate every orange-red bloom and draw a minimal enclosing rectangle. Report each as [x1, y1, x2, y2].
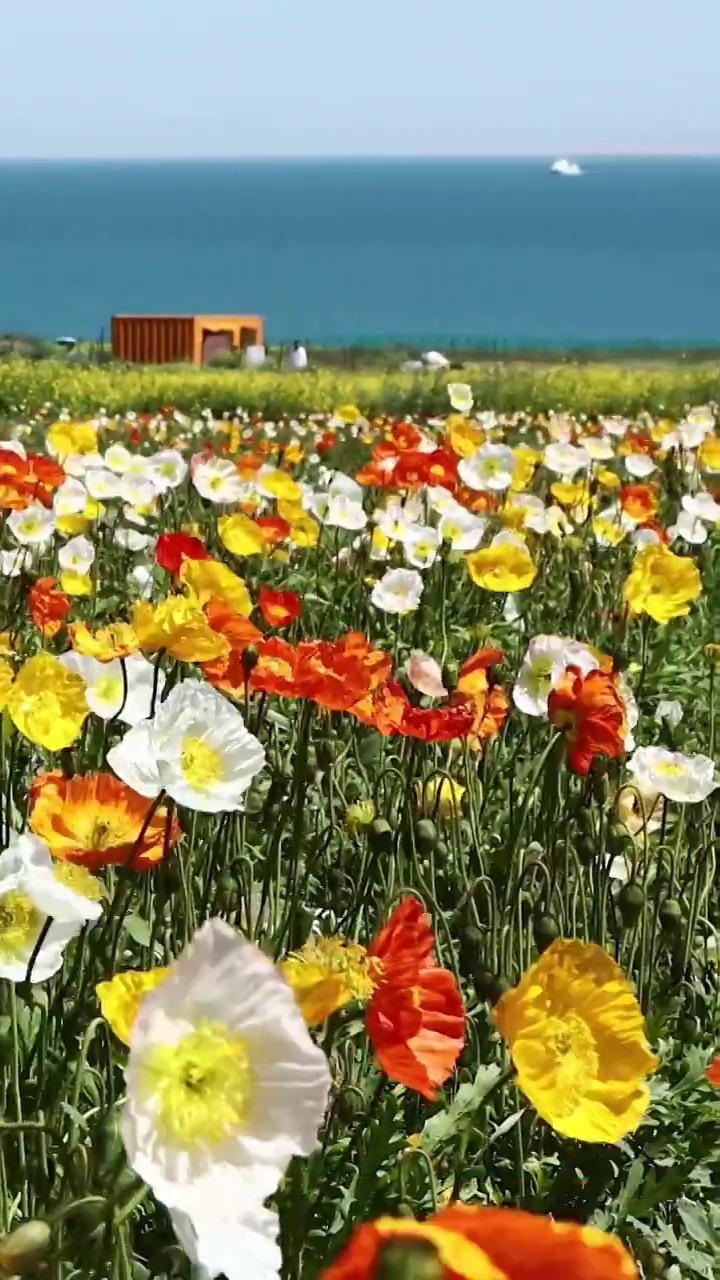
[366, 896, 464, 1099]
[255, 514, 290, 544]
[27, 576, 72, 639]
[619, 484, 658, 522]
[706, 1054, 720, 1086]
[295, 632, 392, 713]
[548, 667, 626, 775]
[258, 586, 302, 628]
[0, 450, 64, 510]
[29, 771, 179, 869]
[323, 1204, 637, 1280]
[155, 532, 210, 575]
[251, 636, 302, 697]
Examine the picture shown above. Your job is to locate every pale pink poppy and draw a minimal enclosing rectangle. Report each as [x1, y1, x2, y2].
[407, 651, 448, 700]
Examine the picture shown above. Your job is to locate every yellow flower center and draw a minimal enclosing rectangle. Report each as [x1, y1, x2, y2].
[22, 518, 41, 535]
[180, 737, 223, 789]
[94, 676, 123, 703]
[0, 890, 41, 958]
[655, 760, 684, 777]
[143, 1020, 254, 1148]
[53, 863, 104, 902]
[550, 1014, 599, 1109]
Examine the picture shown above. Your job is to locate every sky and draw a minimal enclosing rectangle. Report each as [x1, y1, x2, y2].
[2, 0, 720, 159]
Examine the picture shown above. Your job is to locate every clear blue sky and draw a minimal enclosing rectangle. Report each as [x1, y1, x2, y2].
[2, 0, 720, 158]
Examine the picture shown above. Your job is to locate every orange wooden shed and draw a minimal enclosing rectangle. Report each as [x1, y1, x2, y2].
[111, 314, 265, 366]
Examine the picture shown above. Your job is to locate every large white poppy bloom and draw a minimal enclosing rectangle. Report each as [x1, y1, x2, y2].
[458, 443, 516, 492]
[8, 504, 56, 546]
[628, 746, 718, 804]
[513, 634, 599, 718]
[122, 919, 331, 1218]
[58, 534, 95, 574]
[370, 567, 423, 614]
[0, 834, 101, 982]
[107, 681, 265, 812]
[191, 456, 245, 504]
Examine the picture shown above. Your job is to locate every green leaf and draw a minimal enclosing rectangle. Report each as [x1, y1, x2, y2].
[420, 1064, 502, 1152]
[125, 914, 151, 947]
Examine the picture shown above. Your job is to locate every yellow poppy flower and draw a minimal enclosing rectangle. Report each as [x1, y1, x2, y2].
[217, 512, 267, 557]
[96, 968, 170, 1045]
[180, 557, 253, 618]
[281, 936, 376, 1026]
[132, 597, 230, 662]
[288, 513, 320, 548]
[551, 480, 590, 508]
[256, 468, 302, 504]
[69, 620, 139, 661]
[0, 658, 14, 711]
[467, 542, 537, 592]
[47, 420, 98, 459]
[698, 434, 720, 471]
[510, 446, 540, 492]
[417, 777, 465, 819]
[7, 653, 88, 751]
[283, 441, 305, 465]
[596, 467, 621, 489]
[494, 939, 657, 1142]
[623, 544, 702, 624]
[60, 570, 93, 596]
[447, 416, 484, 459]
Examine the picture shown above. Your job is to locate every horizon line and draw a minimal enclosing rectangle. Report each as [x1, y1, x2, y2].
[2, 150, 720, 163]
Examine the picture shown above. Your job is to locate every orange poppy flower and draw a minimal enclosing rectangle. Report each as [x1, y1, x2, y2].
[390, 421, 424, 452]
[548, 667, 626, 775]
[29, 771, 179, 869]
[706, 1054, 720, 1086]
[258, 586, 302, 628]
[295, 633, 392, 713]
[323, 1203, 637, 1280]
[365, 896, 464, 1099]
[200, 599, 264, 698]
[255, 514, 290, 544]
[457, 648, 504, 700]
[250, 636, 301, 697]
[0, 450, 65, 510]
[619, 484, 658, 522]
[27, 576, 72, 639]
[355, 459, 396, 487]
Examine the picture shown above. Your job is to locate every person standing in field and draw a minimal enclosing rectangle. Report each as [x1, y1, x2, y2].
[288, 339, 308, 370]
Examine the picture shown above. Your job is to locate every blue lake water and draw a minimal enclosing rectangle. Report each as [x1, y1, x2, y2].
[1, 157, 720, 348]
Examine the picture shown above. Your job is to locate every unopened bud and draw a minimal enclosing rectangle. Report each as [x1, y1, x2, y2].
[375, 1239, 444, 1280]
[0, 1220, 52, 1274]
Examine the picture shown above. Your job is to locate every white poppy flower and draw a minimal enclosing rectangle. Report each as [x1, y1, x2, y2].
[0, 547, 35, 577]
[122, 918, 331, 1218]
[58, 649, 164, 725]
[632, 524, 662, 547]
[682, 491, 720, 524]
[58, 534, 95, 574]
[402, 525, 439, 569]
[119, 475, 157, 508]
[129, 564, 155, 598]
[370, 567, 424, 614]
[542, 442, 591, 477]
[147, 450, 187, 492]
[580, 436, 615, 461]
[655, 699, 683, 729]
[54, 477, 89, 517]
[85, 469, 123, 501]
[104, 444, 133, 473]
[628, 746, 717, 804]
[192, 457, 245, 504]
[525, 504, 572, 538]
[447, 382, 473, 414]
[503, 592, 525, 631]
[114, 527, 153, 552]
[0, 835, 97, 982]
[324, 494, 367, 531]
[375, 499, 421, 543]
[668, 511, 708, 545]
[458, 443, 516, 492]
[624, 453, 657, 479]
[107, 681, 265, 813]
[8, 504, 56, 546]
[438, 510, 486, 551]
[426, 485, 461, 516]
[406, 651, 447, 699]
[171, 1203, 281, 1280]
[513, 635, 571, 717]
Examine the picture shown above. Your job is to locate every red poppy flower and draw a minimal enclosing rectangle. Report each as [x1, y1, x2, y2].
[548, 667, 626, 775]
[250, 636, 301, 697]
[155, 532, 210, 575]
[27, 576, 71, 639]
[619, 484, 658, 522]
[255, 514, 290, 544]
[295, 633, 392, 713]
[258, 586, 301, 628]
[706, 1054, 720, 1086]
[316, 431, 338, 455]
[323, 1203, 637, 1280]
[365, 896, 464, 1099]
[390, 421, 423, 452]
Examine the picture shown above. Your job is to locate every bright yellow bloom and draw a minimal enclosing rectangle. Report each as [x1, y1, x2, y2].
[447, 416, 484, 459]
[69, 620, 139, 661]
[256, 468, 302, 504]
[7, 653, 88, 751]
[284, 441, 304, 465]
[281, 936, 377, 1025]
[417, 777, 465, 819]
[494, 939, 657, 1142]
[60, 570, 93, 596]
[288, 513, 320, 548]
[133, 597, 230, 662]
[0, 659, 14, 711]
[467, 542, 537, 592]
[596, 467, 621, 489]
[698, 434, 720, 471]
[335, 403, 362, 424]
[650, 418, 674, 444]
[147, 1020, 254, 1149]
[345, 799, 376, 833]
[96, 968, 169, 1044]
[47, 420, 98, 459]
[510, 446, 540, 492]
[180, 558, 253, 618]
[623, 544, 702, 624]
[592, 516, 625, 547]
[551, 480, 591, 508]
[217, 512, 267, 557]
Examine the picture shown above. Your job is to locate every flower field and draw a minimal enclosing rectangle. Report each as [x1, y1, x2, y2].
[0, 386, 717, 1279]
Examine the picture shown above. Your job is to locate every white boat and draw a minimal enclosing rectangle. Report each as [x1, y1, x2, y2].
[551, 158, 582, 177]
